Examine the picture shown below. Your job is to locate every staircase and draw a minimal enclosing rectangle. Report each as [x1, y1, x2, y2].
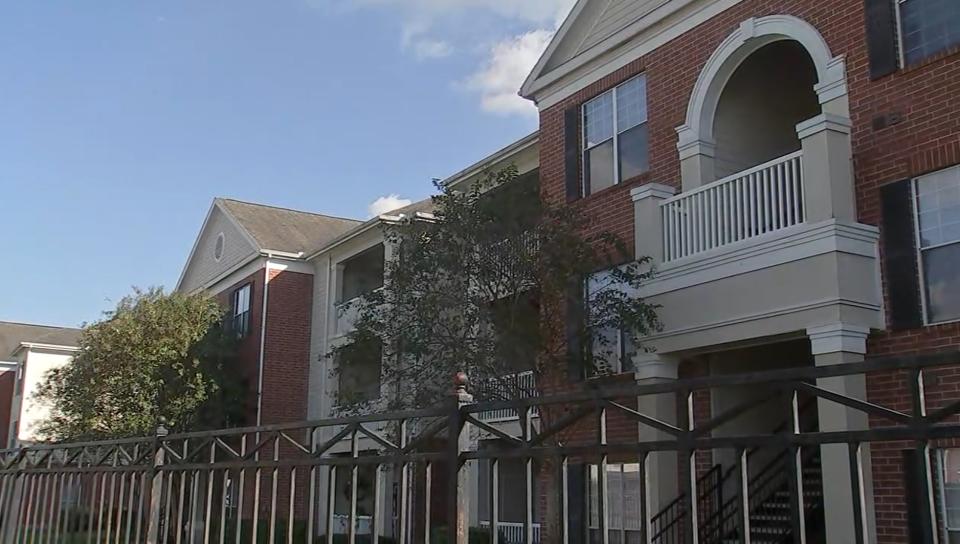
[652, 402, 825, 544]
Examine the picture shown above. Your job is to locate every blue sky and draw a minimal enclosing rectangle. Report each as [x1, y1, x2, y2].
[0, 0, 574, 328]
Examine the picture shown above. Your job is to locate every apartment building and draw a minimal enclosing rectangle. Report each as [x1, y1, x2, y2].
[0, 321, 81, 448]
[519, 0, 960, 542]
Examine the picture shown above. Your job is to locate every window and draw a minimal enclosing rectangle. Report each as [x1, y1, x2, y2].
[898, 0, 960, 65]
[231, 284, 252, 338]
[587, 272, 636, 375]
[938, 449, 960, 542]
[337, 341, 382, 403]
[588, 463, 643, 543]
[340, 244, 386, 303]
[914, 166, 960, 324]
[582, 75, 649, 196]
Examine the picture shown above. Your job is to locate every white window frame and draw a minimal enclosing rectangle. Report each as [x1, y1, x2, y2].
[912, 166, 960, 326]
[232, 283, 252, 337]
[895, 0, 960, 67]
[581, 74, 648, 196]
[937, 448, 960, 538]
[584, 274, 634, 376]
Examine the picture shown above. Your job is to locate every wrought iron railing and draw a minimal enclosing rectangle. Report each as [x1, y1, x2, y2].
[0, 351, 957, 544]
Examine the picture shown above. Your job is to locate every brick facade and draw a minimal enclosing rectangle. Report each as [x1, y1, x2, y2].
[536, 1, 960, 541]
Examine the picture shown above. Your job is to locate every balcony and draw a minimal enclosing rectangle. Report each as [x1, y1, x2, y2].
[476, 371, 538, 422]
[334, 297, 361, 336]
[631, 141, 882, 354]
[660, 151, 804, 262]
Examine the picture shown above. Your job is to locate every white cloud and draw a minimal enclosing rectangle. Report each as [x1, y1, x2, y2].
[333, 0, 577, 116]
[463, 30, 554, 116]
[368, 194, 413, 217]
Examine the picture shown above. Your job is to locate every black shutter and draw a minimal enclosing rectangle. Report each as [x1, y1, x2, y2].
[566, 279, 586, 382]
[880, 179, 924, 330]
[564, 106, 583, 202]
[567, 462, 587, 543]
[864, 0, 900, 79]
[902, 449, 936, 543]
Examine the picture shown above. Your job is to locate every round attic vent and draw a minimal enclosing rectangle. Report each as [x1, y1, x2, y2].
[214, 233, 225, 262]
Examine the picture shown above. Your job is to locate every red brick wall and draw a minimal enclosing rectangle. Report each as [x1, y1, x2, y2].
[260, 268, 314, 425]
[537, 1, 960, 541]
[0, 371, 14, 448]
[216, 269, 266, 425]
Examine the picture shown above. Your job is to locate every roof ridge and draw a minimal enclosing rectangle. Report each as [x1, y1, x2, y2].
[218, 197, 362, 223]
[0, 320, 81, 331]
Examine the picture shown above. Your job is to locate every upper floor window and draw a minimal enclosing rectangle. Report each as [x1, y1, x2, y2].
[586, 272, 636, 375]
[898, 0, 960, 65]
[914, 165, 960, 324]
[340, 244, 386, 304]
[582, 75, 648, 196]
[938, 448, 960, 539]
[336, 341, 382, 403]
[231, 284, 252, 338]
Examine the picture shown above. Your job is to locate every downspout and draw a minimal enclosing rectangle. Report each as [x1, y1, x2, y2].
[255, 263, 270, 427]
[254, 250, 303, 427]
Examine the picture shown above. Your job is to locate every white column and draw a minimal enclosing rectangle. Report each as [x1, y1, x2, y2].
[807, 323, 877, 544]
[631, 183, 677, 267]
[677, 134, 717, 191]
[633, 353, 680, 518]
[796, 114, 856, 223]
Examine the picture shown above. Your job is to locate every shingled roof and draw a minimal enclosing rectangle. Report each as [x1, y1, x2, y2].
[218, 199, 362, 256]
[0, 321, 82, 360]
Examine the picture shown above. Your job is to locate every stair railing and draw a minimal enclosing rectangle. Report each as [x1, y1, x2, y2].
[650, 395, 818, 543]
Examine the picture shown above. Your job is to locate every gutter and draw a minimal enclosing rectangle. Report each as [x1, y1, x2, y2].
[13, 343, 80, 356]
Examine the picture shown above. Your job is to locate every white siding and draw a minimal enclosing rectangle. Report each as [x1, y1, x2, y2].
[180, 206, 258, 293]
[10, 348, 74, 445]
[579, 0, 668, 52]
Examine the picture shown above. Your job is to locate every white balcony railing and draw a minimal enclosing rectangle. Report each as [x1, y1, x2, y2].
[480, 522, 542, 544]
[478, 371, 538, 422]
[660, 151, 805, 262]
[335, 298, 361, 336]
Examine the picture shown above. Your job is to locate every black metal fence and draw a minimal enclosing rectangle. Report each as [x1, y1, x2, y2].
[1, 350, 959, 544]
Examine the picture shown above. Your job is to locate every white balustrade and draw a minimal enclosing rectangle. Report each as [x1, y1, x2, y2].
[661, 151, 805, 262]
[480, 521, 542, 544]
[478, 371, 538, 422]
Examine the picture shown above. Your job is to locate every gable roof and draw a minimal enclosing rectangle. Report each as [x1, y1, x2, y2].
[0, 321, 82, 360]
[217, 199, 362, 256]
[521, 0, 704, 104]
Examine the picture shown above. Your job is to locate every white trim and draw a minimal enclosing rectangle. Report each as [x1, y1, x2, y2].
[525, 0, 746, 109]
[266, 259, 314, 275]
[806, 322, 870, 355]
[195, 255, 265, 296]
[581, 75, 648, 195]
[175, 201, 219, 290]
[13, 342, 79, 355]
[638, 220, 880, 297]
[631, 183, 676, 202]
[795, 113, 852, 140]
[677, 15, 847, 153]
[440, 132, 539, 189]
[645, 297, 880, 343]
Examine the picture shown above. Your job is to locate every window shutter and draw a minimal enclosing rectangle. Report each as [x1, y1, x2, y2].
[864, 0, 900, 79]
[566, 280, 586, 382]
[566, 462, 587, 543]
[880, 179, 924, 330]
[564, 106, 583, 202]
[902, 449, 936, 543]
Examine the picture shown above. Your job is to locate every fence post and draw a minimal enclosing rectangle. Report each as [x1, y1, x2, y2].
[447, 372, 474, 544]
[146, 423, 169, 544]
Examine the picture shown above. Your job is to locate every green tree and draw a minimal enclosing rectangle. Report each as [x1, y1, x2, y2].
[36, 287, 247, 441]
[331, 165, 661, 411]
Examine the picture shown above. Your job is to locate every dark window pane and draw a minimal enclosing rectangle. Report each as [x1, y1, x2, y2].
[337, 342, 382, 402]
[901, 0, 960, 64]
[618, 123, 649, 182]
[586, 140, 615, 195]
[922, 243, 960, 323]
